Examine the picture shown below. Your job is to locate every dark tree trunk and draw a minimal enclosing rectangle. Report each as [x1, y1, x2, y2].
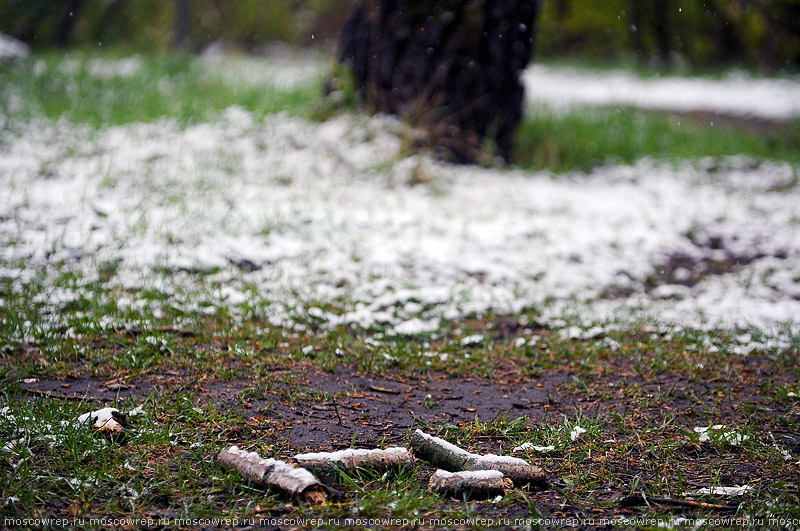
[628, 0, 644, 63]
[554, 0, 570, 22]
[706, 0, 747, 66]
[53, 0, 83, 47]
[338, 0, 540, 164]
[651, 0, 672, 66]
[174, 0, 192, 50]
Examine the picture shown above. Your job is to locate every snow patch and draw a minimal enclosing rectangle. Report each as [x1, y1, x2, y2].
[513, 443, 556, 453]
[570, 426, 587, 441]
[693, 425, 749, 446]
[2, 106, 799, 338]
[526, 65, 800, 120]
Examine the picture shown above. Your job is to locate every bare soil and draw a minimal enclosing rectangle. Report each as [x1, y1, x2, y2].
[14, 350, 799, 528]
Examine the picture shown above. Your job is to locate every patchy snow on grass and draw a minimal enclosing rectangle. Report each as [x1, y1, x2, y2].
[57, 56, 145, 79]
[693, 425, 750, 446]
[525, 65, 800, 120]
[1, 105, 799, 338]
[569, 426, 587, 441]
[512, 443, 556, 453]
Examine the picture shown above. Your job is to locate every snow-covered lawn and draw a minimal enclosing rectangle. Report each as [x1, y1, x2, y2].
[1, 57, 798, 342]
[525, 64, 800, 121]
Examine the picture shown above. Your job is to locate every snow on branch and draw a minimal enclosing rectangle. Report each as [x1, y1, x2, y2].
[411, 430, 546, 487]
[217, 446, 329, 504]
[293, 447, 414, 478]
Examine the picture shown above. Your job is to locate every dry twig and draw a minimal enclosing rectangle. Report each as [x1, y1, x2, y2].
[620, 494, 739, 511]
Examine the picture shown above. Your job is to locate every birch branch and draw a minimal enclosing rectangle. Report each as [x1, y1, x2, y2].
[293, 447, 414, 478]
[410, 430, 546, 487]
[429, 469, 513, 499]
[217, 446, 329, 504]
[620, 494, 739, 511]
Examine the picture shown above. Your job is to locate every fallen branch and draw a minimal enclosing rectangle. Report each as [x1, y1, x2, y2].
[217, 446, 328, 504]
[368, 385, 401, 395]
[410, 430, 546, 487]
[620, 494, 739, 511]
[429, 469, 512, 499]
[294, 447, 414, 478]
[18, 386, 111, 403]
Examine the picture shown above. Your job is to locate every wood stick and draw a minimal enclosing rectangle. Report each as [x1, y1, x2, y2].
[18, 387, 111, 402]
[429, 469, 513, 499]
[620, 494, 739, 511]
[294, 447, 414, 478]
[410, 430, 546, 487]
[217, 446, 329, 504]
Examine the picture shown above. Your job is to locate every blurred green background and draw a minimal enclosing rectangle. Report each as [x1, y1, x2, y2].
[1, 0, 798, 72]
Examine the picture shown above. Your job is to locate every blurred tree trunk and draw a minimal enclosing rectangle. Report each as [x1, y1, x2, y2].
[53, 0, 83, 47]
[651, 0, 671, 65]
[174, 0, 192, 50]
[706, 0, 746, 66]
[628, 0, 644, 62]
[555, 0, 570, 20]
[338, 0, 540, 164]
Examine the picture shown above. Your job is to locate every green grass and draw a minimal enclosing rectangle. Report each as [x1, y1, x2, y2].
[0, 52, 322, 128]
[2, 51, 798, 174]
[515, 106, 800, 173]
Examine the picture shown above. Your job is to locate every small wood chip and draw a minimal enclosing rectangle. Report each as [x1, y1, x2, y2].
[368, 385, 401, 395]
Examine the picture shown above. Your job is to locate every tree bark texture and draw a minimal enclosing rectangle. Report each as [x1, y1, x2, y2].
[54, 0, 84, 47]
[217, 446, 329, 504]
[411, 430, 546, 487]
[338, 0, 540, 163]
[174, 0, 192, 50]
[429, 469, 513, 499]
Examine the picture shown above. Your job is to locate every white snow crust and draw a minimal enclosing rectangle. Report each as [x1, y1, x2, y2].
[433, 469, 505, 481]
[295, 447, 408, 462]
[513, 443, 556, 453]
[474, 454, 529, 467]
[414, 430, 472, 457]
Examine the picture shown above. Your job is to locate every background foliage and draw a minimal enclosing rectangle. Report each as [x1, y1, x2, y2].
[1, 0, 798, 72]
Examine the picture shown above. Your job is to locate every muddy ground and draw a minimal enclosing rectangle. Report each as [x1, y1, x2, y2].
[14, 351, 799, 529]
